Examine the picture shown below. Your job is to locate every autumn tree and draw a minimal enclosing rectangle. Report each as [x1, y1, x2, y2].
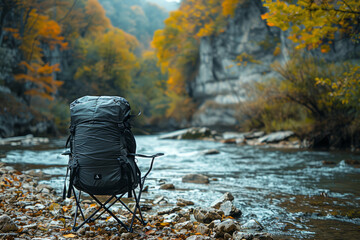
[261, 0, 360, 53]
[73, 28, 138, 97]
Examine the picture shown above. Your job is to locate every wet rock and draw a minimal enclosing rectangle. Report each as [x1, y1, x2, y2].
[196, 223, 210, 235]
[160, 183, 175, 190]
[182, 174, 209, 184]
[153, 196, 167, 204]
[219, 201, 241, 217]
[174, 221, 193, 230]
[208, 219, 221, 229]
[210, 192, 234, 209]
[233, 231, 253, 240]
[214, 219, 239, 236]
[164, 213, 180, 223]
[241, 219, 264, 230]
[158, 206, 181, 215]
[0, 214, 18, 232]
[202, 149, 220, 155]
[177, 198, 195, 207]
[244, 131, 265, 139]
[159, 127, 215, 140]
[257, 131, 294, 143]
[193, 208, 222, 223]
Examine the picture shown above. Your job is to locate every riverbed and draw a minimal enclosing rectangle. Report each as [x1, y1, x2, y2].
[1, 135, 359, 239]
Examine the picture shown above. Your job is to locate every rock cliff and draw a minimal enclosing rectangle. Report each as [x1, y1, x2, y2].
[190, 0, 358, 129]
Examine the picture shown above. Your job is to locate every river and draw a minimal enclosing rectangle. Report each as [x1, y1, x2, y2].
[1, 135, 360, 239]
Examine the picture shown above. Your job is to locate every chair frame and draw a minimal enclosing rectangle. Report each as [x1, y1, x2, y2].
[62, 152, 163, 233]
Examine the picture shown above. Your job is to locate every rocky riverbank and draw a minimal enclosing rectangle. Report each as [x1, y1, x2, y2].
[159, 127, 300, 149]
[0, 163, 273, 239]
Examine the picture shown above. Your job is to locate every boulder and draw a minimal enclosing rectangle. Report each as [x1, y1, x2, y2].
[244, 131, 265, 139]
[257, 131, 294, 143]
[182, 174, 209, 184]
[159, 127, 216, 140]
[0, 214, 18, 232]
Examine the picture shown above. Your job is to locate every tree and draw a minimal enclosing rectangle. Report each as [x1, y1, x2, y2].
[74, 28, 138, 97]
[261, 0, 360, 53]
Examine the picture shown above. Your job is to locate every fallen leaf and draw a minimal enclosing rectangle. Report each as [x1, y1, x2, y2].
[145, 230, 155, 235]
[63, 233, 76, 238]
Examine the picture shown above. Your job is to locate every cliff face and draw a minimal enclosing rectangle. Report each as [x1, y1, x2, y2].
[190, 0, 358, 129]
[190, 0, 285, 128]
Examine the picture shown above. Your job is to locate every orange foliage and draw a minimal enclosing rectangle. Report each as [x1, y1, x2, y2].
[15, 62, 63, 101]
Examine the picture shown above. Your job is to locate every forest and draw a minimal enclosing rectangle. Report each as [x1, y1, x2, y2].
[0, 0, 359, 149]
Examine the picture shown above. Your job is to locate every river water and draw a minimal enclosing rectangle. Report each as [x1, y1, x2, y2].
[1, 135, 360, 239]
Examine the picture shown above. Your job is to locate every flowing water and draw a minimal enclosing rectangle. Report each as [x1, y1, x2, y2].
[1, 135, 360, 239]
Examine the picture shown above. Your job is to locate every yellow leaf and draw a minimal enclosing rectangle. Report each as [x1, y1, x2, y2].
[63, 233, 77, 238]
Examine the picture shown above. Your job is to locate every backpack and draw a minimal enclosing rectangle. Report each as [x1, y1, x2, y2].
[64, 96, 140, 198]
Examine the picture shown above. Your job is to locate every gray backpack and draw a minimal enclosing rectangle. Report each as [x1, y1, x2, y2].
[64, 96, 140, 197]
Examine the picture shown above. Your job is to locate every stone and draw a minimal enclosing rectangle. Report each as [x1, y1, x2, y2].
[159, 127, 215, 140]
[210, 192, 234, 209]
[224, 233, 232, 239]
[121, 232, 138, 239]
[153, 196, 166, 204]
[244, 131, 265, 140]
[193, 208, 222, 224]
[174, 221, 193, 230]
[233, 231, 253, 240]
[257, 131, 294, 143]
[157, 206, 181, 215]
[160, 183, 175, 190]
[0, 214, 18, 232]
[241, 219, 264, 230]
[196, 223, 210, 235]
[164, 213, 180, 223]
[186, 236, 210, 240]
[219, 201, 241, 217]
[182, 174, 209, 184]
[214, 219, 238, 235]
[176, 198, 194, 207]
[202, 149, 220, 155]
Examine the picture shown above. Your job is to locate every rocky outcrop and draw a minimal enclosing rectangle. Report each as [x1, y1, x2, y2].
[191, 0, 284, 128]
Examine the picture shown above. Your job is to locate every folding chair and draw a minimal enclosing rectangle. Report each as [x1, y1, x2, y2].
[62, 151, 163, 232]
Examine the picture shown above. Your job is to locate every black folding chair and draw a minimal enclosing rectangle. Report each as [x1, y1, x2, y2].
[62, 151, 163, 232]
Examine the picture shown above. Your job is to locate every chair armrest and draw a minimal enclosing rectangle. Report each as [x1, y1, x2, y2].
[129, 153, 164, 158]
